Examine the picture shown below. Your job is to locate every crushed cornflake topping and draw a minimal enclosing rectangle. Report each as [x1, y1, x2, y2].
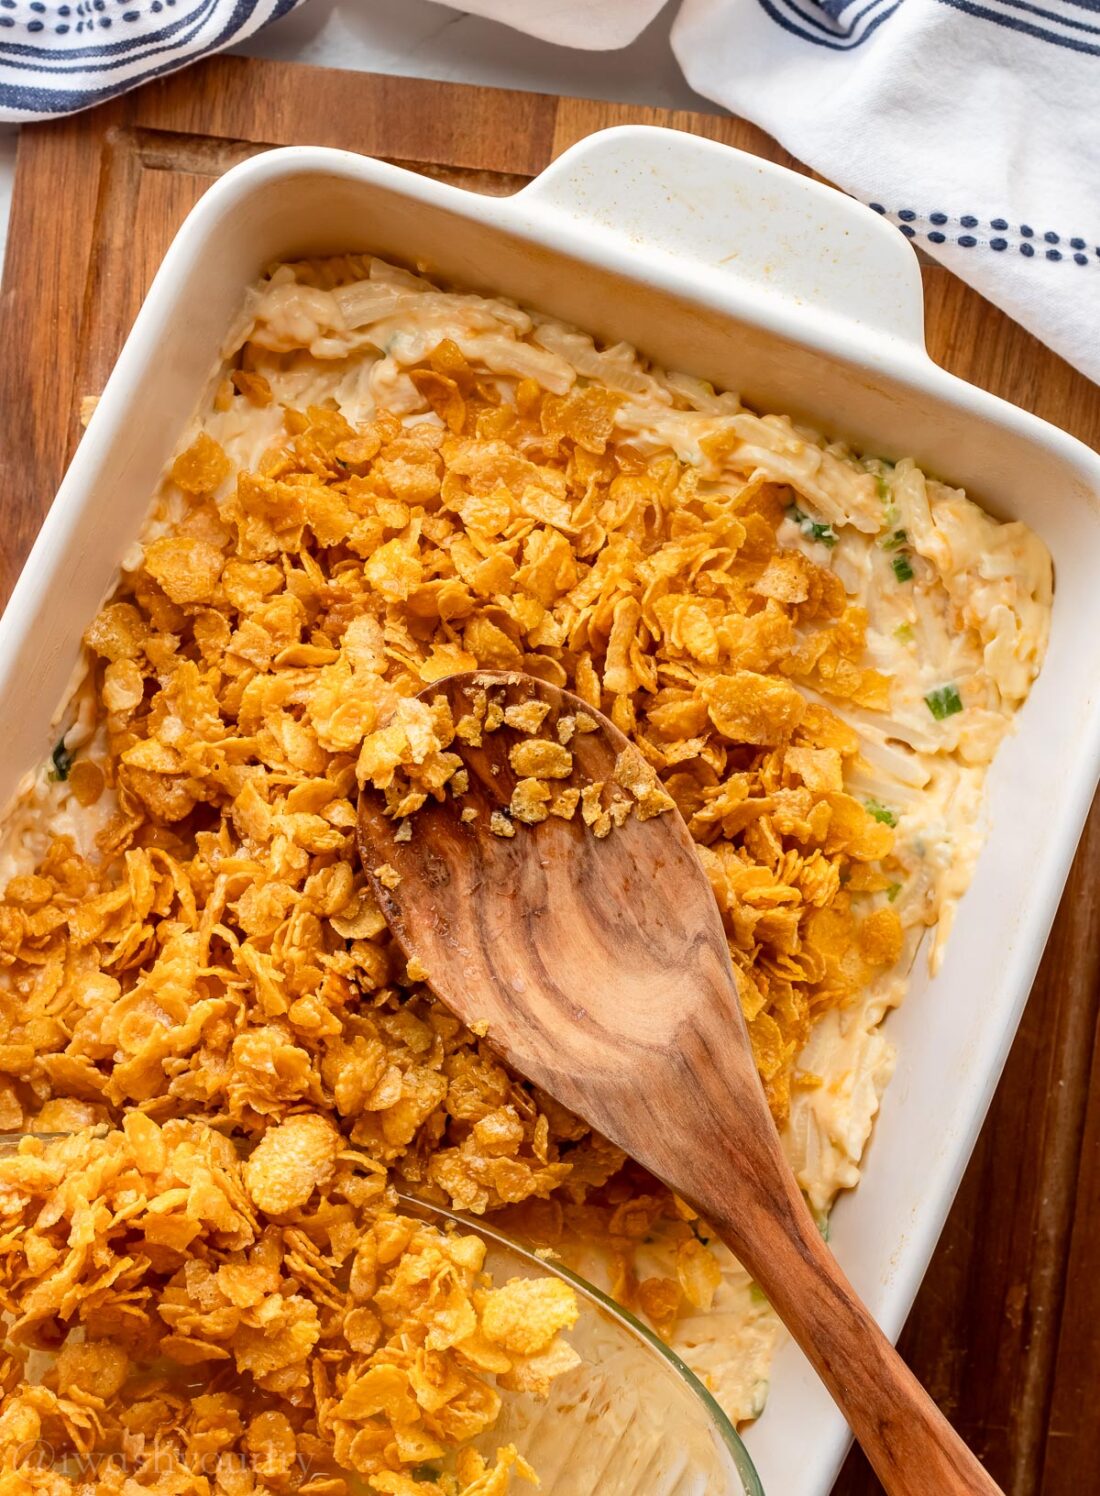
[550, 787, 581, 820]
[503, 702, 550, 734]
[359, 680, 675, 846]
[507, 739, 572, 780]
[0, 250, 1050, 1436]
[0, 1121, 577, 1493]
[510, 778, 551, 825]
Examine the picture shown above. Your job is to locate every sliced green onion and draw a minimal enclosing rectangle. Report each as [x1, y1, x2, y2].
[800, 1188, 831, 1238]
[749, 1379, 771, 1419]
[893, 621, 914, 643]
[881, 528, 908, 551]
[874, 470, 899, 525]
[48, 738, 74, 782]
[787, 504, 837, 548]
[925, 683, 963, 720]
[864, 798, 897, 827]
[886, 882, 902, 902]
[891, 554, 915, 583]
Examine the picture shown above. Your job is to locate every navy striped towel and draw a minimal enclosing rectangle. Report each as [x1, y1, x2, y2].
[0, 0, 305, 121]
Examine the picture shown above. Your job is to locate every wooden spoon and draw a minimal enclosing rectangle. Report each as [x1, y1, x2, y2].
[357, 669, 1002, 1496]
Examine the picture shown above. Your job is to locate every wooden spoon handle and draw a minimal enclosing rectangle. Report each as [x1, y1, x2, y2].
[703, 1180, 1002, 1496]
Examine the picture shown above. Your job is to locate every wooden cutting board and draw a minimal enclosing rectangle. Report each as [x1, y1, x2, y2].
[1, 54, 1098, 1496]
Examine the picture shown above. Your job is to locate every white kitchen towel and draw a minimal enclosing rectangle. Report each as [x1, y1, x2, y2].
[0, 0, 307, 121]
[407, 0, 669, 48]
[670, 0, 1100, 386]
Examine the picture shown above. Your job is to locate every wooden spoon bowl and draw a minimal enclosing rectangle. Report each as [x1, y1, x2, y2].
[358, 669, 1002, 1496]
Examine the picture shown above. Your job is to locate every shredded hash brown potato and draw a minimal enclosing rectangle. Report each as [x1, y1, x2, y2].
[0, 253, 1051, 1429]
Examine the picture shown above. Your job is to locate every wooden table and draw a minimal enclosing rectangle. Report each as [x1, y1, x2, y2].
[1, 55, 1097, 1496]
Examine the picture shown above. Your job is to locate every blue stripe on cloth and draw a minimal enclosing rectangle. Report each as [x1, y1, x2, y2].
[934, 0, 1100, 50]
[753, 0, 903, 47]
[0, 0, 222, 67]
[754, 0, 1100, 46]
[986, 0, 1100, 33]
[817, 0, 867, 18]
[0, 0, 297, 113]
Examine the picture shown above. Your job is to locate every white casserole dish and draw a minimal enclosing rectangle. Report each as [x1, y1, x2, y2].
[2, 126, 1099, 1495]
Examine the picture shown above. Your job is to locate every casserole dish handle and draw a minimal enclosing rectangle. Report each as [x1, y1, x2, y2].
[517, 125, 927, 350]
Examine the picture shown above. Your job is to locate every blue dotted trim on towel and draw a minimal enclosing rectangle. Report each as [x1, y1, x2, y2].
[0, 0, 170, 30]
[867, 204, 1098, 265]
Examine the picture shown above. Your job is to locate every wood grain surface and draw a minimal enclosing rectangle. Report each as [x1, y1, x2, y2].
[0, 53, 1097, 1496]
[359, 672, 1005, 1496]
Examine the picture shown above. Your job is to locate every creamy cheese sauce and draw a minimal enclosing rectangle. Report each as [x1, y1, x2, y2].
[0, 254, 1051, 1426]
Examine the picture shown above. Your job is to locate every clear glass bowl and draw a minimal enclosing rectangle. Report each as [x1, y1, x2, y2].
[400, 1194, 764, 1496]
